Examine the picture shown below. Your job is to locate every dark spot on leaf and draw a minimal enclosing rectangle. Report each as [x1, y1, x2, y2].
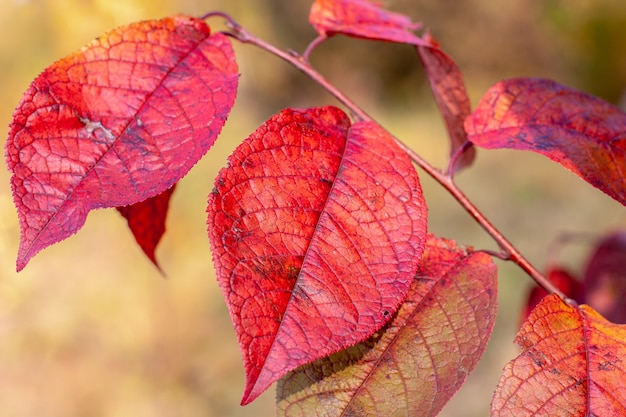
[598, 361, 616, 371]
[286, 264, 300, 282]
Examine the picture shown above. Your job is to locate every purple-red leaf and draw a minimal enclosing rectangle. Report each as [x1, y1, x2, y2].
[309, 0, 426, 45]
[276, 236, 497, 417]
[117, 184, 175, 270]
[493, 294, 626, 416]
[417, 33, 475, 172]
[207, 106, 428, 405]
[582, 231, 626, 324]
[465, 78, 626, 205]
[6, 15, 238, 271]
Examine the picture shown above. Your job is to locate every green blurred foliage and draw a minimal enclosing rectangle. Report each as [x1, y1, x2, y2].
[1, 1, 625, 416]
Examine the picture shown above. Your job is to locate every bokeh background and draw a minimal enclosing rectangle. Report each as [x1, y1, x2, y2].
[1, 0, 626, 416]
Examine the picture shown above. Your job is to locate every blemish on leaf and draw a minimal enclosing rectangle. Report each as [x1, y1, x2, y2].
[79, 116, 115, 140]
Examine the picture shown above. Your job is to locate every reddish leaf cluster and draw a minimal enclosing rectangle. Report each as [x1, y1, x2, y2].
[5, 0, 626, 416]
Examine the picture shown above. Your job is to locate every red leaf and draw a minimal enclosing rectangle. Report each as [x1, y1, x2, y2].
[309, 0, 425, 45]
[276, 236, 497, 417]
[117, 185, 175, 270]
[6, 15, 239, 271]
[583, 232, 626, 323]
[492, 294, 626, 416]
[207, 106, 428, 404]
[416, 33, 475, 172]
[465, 78, 626, 206]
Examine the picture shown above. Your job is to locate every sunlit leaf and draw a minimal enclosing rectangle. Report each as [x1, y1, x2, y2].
[276, 236, 497, 417]
[493, 294, 626, 416]
[207, 106, 428, 404]
[6, 15, 238, 271]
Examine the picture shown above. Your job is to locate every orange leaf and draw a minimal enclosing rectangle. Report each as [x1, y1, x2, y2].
[276, 236, 497, 417]
[6, 15, 238, 271]
[492, 294, 626, 416]
[465, 78, 626, 206]
[208, 106, 428, 404]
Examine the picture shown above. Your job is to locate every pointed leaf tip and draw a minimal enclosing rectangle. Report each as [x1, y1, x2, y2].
[117, 185, 176, 270]
[7, 15, 238, 270]
[207, 106, 428, 404]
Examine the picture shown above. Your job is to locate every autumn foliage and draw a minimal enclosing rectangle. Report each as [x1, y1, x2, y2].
[5, 0, 626, 416]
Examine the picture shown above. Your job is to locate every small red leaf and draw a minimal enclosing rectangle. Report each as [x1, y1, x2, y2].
[117, 184, 175, 270]
[492, 294, 626, 416]
[465, 78, 626, 206]
[207, 106, 428, 404]
[276, 236, 497, 417]
[6, 15, 239, 271]
[583, 231, 626, 323]
[416, 33, 475, 172]
[309, 0, 425, 45]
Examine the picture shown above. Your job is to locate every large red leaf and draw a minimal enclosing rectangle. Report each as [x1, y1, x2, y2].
[416, 33, 475, 172]
[117, 184, 176, 270]
[309, 0, 426, 45]
[208, 106, 428, 404]
[276, 236, 497, 417]
[492, 294, 626, 416]
[6, 15, 238, 271]
[465, 78, 626, 206]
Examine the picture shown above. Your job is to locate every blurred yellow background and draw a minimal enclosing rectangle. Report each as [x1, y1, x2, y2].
[1, 0, 625, 416]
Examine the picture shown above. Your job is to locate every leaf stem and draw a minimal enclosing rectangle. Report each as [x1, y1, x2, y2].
[225, 21, 567, 300]
[447, 141, 474, 179]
